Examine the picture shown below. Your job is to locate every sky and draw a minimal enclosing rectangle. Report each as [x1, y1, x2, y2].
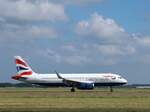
[0, 0, 150, 84]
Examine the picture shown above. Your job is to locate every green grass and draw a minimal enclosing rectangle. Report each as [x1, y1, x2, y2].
[0, 87, 150, 112]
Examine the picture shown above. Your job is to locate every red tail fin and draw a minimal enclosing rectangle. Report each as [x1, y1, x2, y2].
[12, 56, 34, 80]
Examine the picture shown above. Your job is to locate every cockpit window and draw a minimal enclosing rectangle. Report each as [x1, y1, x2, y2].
[118, 77, 122, 79]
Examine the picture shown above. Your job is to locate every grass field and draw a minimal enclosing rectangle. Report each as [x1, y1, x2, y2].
[0, 87, 150, 112]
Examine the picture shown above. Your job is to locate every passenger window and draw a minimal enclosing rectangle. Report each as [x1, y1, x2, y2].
[112, 77, 116, 80]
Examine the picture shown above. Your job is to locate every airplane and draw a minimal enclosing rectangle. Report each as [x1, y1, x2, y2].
[12, 56, 127, 92]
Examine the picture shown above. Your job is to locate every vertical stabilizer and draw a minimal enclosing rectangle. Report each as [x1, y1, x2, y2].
[14, 56, 34, 76]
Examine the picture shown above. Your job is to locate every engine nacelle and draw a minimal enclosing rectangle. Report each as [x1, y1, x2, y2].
[77, 83, 94, 90]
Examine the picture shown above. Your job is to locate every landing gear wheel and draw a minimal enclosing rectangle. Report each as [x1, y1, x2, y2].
[71, 88, 75, 92]
[110, 86, 113, 92]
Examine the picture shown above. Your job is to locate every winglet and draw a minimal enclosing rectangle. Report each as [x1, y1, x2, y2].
[55, 71, 63, 79]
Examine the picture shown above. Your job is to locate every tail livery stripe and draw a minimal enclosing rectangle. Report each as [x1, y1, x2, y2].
[12, 71, 32, 79]
[15, 59, 27, 67]
[16, 66, 28, 72]
[20, 71, 32, 76]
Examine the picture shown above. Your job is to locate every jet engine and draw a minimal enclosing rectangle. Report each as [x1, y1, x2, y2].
[77, 83, 94, 90]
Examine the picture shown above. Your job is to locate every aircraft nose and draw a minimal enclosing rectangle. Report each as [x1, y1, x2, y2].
[123, 78, 128, 84]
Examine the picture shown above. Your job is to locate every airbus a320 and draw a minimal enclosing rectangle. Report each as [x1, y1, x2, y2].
[12, 56, 127, 92]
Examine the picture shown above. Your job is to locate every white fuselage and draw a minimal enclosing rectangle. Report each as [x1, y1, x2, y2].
[20, 73, 127, 86]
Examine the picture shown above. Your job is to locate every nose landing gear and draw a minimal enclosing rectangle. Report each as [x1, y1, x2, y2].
[71, 87, 75, 92]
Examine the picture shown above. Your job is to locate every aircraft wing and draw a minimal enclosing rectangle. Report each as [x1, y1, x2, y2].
[55, 71, 94, 86]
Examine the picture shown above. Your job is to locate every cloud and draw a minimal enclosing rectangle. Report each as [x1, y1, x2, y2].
[0, 24, 57, 41]
[75, 13, 136, 57]
[0, 0, 67, 22]
[1, 8, 149, 67]
[50, 0, 104, 5]
[94, 44, 136, 56]
[37, 48, 91, 65]
[0, 17, 5, 22]
[134, 35, 150, 47]
[38, 49, 62, 63]
[76, 13, 129, 44]
[64, 55, 90, 65]
[27, 26, 57, 38]
[37, 45, 122, 66]
[140, 55, 150, 64]
[0, 0, 68, 42]
[34, 12, 139, 66]
[61, 45, 78, 53]
[73, 13, 150, 65]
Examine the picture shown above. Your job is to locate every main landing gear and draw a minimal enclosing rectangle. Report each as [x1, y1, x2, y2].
[71, 87, 75, 92]
[110, 86, 113, 92]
